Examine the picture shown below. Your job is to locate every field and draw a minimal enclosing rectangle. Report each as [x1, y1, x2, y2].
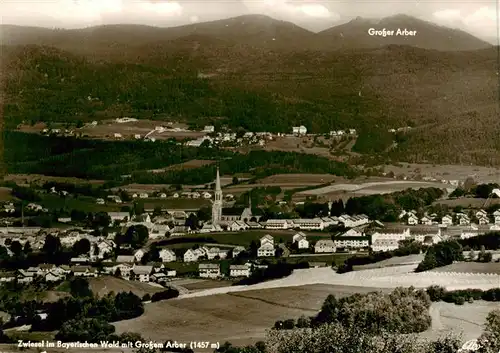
[297, 180, 453, 197]
[433, 197, 500, 208]
[149, 159, 215, 173]
[39, 194, 123, 212]
[4, 173, 105, 186]
[256, 174, 338, 185]
[353, 254, 424, 270]
[174, 279, 236, 292]
[430, 262, 500, 275]
[113, 283, 496, 349]
[88, 276, 164, 297]
[143, 198, 212, 210]
[76, 119, 205, 141]
[0, 187, 13, 201]
[382, 163, 500, 184]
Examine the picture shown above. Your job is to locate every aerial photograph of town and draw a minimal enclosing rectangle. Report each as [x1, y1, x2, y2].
[0, 0, 499, 352]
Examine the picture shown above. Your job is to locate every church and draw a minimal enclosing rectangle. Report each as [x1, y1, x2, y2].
[211, 167, 262, 225]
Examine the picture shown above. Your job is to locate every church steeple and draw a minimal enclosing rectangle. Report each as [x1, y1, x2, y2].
[212, 166, 223, 225]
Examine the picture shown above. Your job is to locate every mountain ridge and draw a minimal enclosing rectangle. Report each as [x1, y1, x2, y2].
[1, 14, 492, 52]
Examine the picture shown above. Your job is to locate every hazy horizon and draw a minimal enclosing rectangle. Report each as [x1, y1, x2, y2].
[1, 0, 498, 43]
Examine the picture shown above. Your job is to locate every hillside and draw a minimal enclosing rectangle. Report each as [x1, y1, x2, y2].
[318, 15, 492, 51]
[2, 40, 499, 165]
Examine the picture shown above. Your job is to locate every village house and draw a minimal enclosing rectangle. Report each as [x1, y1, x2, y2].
[494, 210, 500, 225]
[371, 238, 400, 252]
[134, 249, 145, 262]
[97, 240, 115, 259]
[228, 220, 249, 232]
[45, 271, 64, 282]
[17, 269, 34, 283]
[0, 272, 16, 283]
[478, 215, 489, 225]
[441, 215, 453, 226]
[476, 209, 488, 219]
[459, 214, 470, 226]
[292, 125, 307, 136]
[198, 263, 221, 278]
[207, 247, 229, 260]
[229, 264, 251, 277]
[314, 240, 336, 253]
[72, 266, 98, 277]
[132, 265, 153, 282]
[183, 248, 205, 262]
[407, 214, 419, 225]
[292, 232, 309, 249]
[371, 228, 411, 243]
[334, 237, 369, 249]
[159, 249, 176, 262]
[420, 216, 433, 225]
[338, 214, 370, 228]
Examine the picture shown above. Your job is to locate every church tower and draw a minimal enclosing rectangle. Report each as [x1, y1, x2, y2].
[212, 167, 223, 224]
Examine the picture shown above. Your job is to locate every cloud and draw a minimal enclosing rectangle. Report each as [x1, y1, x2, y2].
[432, 6, 499, 38]
[245, 0, 339, 20]
[1, 0, 183, 28]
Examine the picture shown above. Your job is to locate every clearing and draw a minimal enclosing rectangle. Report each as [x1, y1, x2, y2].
[149, 159, 215, 173]
[298, 180, 453, 197]
[4, 173, 105, 186]
[382, 163, 500, 184]
[114, 283, 496, 349]
[0, 187, 13, 201]
[88, 276, 164, 298]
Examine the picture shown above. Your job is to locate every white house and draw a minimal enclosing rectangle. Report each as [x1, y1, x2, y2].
[459, 215, 470, 226]
[134, 249, 145, 262]
[441, 215, 453, 226]
[334, 238, 369, 249]
[229, 264, 251, 277]
[476, 210, 487, 219]
[228, 221, 249, 232]
[207, 247, 229, 260]
[292, 232, 309, 249]
[292, 125, 307, 136]
[183, 249, 200, 262]
[132, 265, 153, 282]
[97, 240, 115, 259]
[116, 255, 135, 263]
[371, 238, 400, 252]
[159, 249, 176, 263]
[478, 216, 489, 225]
[314, 240, 336, 253]
[420, 216, 433, 225]
[407, 214, 419, 225]
[257, 242, 276, 257]
[199, 263, 220, 278]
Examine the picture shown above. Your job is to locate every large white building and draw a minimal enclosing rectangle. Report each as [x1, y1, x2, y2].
[199, 263, 220, 278]
[314, 239, 336, 253]
[258, 235, 275, 257]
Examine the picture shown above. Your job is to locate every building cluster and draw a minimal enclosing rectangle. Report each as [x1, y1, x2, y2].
[402, 209, 500, 227]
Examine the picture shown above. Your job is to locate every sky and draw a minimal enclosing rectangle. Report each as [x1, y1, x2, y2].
[1, 0, 499, 41]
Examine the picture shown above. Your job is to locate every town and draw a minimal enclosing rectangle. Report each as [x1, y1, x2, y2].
[1, 168, 499, 287]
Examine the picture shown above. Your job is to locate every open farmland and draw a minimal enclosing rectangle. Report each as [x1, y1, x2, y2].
[149, 159, 215, 173]
[382, 163, 500, 184]
[4, 173, 105, 186]
[430, 262, 500, 275]
[114, 283, 496, 349]
[433, 197, 500, 208]
[76, 119, 205, 141]
[88, 276, 164, 298]
[256, 174, 337, 185]
[298, 180, 452, 197]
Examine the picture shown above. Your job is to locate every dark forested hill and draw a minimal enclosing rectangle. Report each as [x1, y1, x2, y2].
[1, 18, 499, 166]
[317, 14, 492, 51]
